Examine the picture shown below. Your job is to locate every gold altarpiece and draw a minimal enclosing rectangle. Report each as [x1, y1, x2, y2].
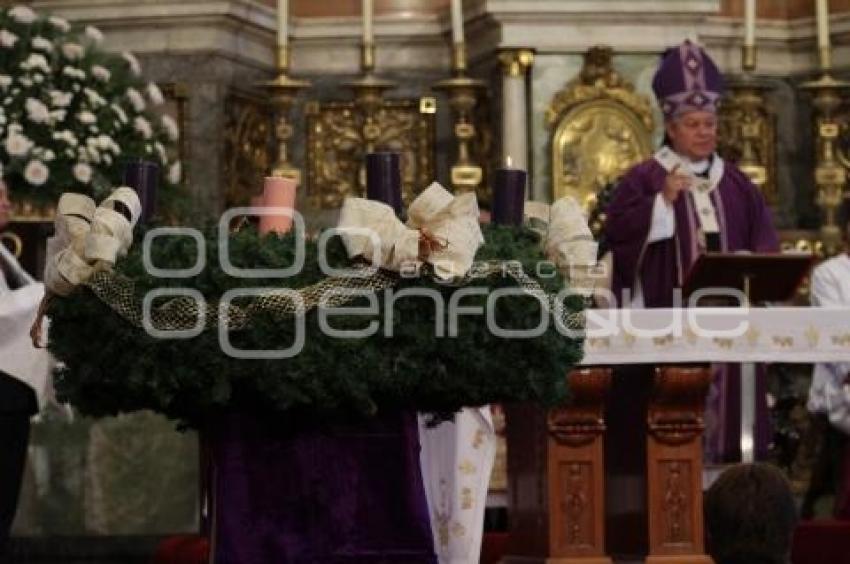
[547, 47, 655, 212]
[304, 97, 437, 209]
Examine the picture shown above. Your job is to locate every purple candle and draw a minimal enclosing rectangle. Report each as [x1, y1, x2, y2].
[123, 160, 159, 223]
[366, 152, 403, 216]
[492, 167, 527, 226]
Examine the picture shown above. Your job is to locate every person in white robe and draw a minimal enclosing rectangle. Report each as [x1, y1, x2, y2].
[0, 178, 51, 558]
[806, 201, 850, 518]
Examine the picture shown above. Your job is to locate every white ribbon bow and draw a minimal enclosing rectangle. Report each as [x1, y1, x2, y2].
[337, 182, 484, 280]
[525, 196, 600, 296]
[45, 187, 142, 296]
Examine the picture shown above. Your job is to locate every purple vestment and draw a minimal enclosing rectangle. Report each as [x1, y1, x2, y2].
[605, 155, 779, 462]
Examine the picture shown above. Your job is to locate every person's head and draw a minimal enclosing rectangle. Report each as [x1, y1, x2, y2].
[665, 110, 718, 161]
[704, 463, 797, 564]
[653, 40, 723, 160]
[0, 177, 10, 231]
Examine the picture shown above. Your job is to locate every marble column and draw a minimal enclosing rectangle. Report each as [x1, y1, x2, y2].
[498, 49, 535, 197]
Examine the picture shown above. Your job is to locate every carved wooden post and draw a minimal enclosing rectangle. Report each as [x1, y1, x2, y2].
[645, 365, 714, 564]
[504, 367, 613, 564]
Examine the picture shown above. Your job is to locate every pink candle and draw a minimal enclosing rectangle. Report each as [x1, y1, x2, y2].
[258, 176, 297, 235]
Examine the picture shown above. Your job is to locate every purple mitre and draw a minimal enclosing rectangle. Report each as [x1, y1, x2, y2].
[652, 40, 723, 119]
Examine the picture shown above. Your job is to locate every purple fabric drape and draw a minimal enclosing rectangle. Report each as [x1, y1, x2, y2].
[209, 411, 436, 564]
[605, 157, 780, 463]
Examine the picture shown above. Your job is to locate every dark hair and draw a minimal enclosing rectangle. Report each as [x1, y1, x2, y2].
[704, 463, 797, 564]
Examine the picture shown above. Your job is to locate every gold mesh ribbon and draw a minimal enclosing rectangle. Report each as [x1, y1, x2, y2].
[83, 260, 584, 335]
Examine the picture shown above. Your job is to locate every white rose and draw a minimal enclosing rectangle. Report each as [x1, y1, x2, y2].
[161, 114, 180, 141]
[111, 104, 128, 124]
[5, 132, 33, 156]
[25, 98, 50, 123]
[0, 30, 19, 48]
[22, 53, 50, 73]
[31, 36, 53, 52]
[84, 25, 104, 44]
[49, 16, 71, 33]
[0, 75, 11, 90]
[8, 123, 22, 134]
[33, 74, 43, 84]
[77, 111, 96, 125]
[73, 162, 92, 184]
[49, 90, 73, 108]
[62, 66, 85, 80]
[125, 87, 145, 112]
[50, 109, 67, 124]
[146, 82, 164, 106]
[53, 130, 77, 146]
[134, 116, 153, 139]
[9, 6, 37, 24]
[154, 141, 166, 163]
[91, 65, 110, 82]
[24, 160, 49, 186]
[122, 51, 141, 76]
[19, 77, 32, 88]
[43, 149, 55, 162]
[84, 88, 106, 107]
[61, 42, 85, 61]
[167, 161, 182, 184]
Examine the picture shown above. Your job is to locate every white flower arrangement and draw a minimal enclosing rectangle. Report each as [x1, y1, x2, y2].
[24, 159, 48, 185]
[60, 42, 84, 61]
[31, 36, 53, 52]
[147, 82, 164, 106]
[84, 25, 103, 44]
[0, 5, 182, 206]
[91, 65, 111, 82]
[48, 16, 71, 33]
[25, 98, 50, 123]
[8, 6, 36, 24]
[0, 30, 18, 48]
[125, 87, 145, 112]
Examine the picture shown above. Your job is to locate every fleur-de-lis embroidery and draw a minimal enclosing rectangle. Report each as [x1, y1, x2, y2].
[805, 325, 820, 348]
[746, 326, 760, 347]
[653, 334, 675, 347]
[832, 334, 850, 347]
[772, 336, 793, 348]
[684, 326, 699, 346]
[472, 429, 485, 449]
[451, 521, 467, 537]
[460, 487, 473, 510]
[588, 337, 611, 349]
[713, 337, 734, 349]
[458, 460, 476, 475]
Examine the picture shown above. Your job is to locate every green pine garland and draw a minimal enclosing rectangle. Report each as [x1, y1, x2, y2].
[47, 225, 584, 425]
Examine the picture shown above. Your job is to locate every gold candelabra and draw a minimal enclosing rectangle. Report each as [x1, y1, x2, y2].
[800, 43, 850, 256]
[433, 43, 486, 193]
[343, 42, 397, 190]
[261, 45, 311, 183]
[722, 44, 774, 202]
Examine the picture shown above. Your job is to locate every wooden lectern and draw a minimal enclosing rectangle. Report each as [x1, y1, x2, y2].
[504, 253, 812, 564]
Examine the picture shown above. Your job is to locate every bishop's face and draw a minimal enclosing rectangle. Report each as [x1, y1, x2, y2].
[665, 110, 718, 161]
[0, 180, 10, 231]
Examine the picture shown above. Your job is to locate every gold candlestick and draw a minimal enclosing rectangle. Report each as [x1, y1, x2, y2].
[800, 62, 850, 256]
[261, 45, 311, 182]
[433, 42, 485, 194]
[343, 42, 397, 191]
